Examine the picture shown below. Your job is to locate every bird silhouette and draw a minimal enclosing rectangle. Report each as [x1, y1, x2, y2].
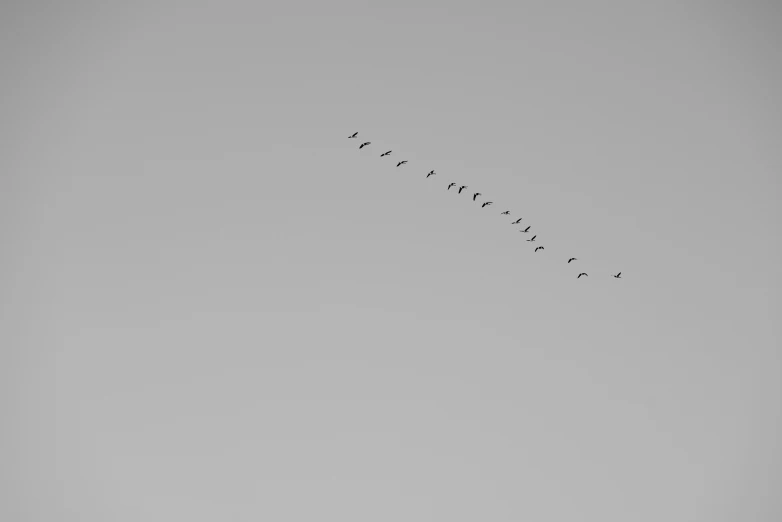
[447, 183, 456, 190]
[348, 132, 358, 138]
[396, 160, 407, 167]
[458, 185, 467, 194]
[481, 202, 493, 207]
[535, 246, 544, 252]
[359, 142, 371, 149]
[501, 211, 510, 215]
[511, 218, 522, 224]
[568, 258, 577, 263]
[426, 170, 436, 178]
[613, 272, 622, 278]
[526, 235, 537, 242]
[473, 192, 481, 201]
[577, 273, 588, 278]
[520, 226, 531, 233]
[380, 150, 392, 157]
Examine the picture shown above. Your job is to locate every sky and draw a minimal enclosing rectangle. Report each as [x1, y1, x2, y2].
[1, 1, 781, 520]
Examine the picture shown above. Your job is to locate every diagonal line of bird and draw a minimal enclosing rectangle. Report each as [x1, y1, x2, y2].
[348, 132, 623, 280]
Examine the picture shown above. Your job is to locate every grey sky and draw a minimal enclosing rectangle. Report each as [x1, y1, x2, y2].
[2, 1, 780, 521]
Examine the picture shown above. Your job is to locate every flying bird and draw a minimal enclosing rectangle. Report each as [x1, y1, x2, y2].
[520, 226, 531, 233]
[577, 273, 588, 278]
[458, 185, 467, 194]
[481, 202, 493, 207]
[348, 132, 358, 138]
[511, 218, 522, 224]
[426, 170, 436, 178]
[501, 211, 510, 215]
[568, 258, 577, 263]
[396, 160, 407, 167]
[526, 235, 537, 242]
[359, 142, 371, 149]
[613, 272, 622, 278]
[447, 183, 456, 190]
[380, 150, 392, 157]
[473, 192, 481, 201]
[535, 246, 544, 252]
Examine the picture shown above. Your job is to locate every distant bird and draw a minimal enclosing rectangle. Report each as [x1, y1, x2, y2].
[501, 211, 510, 215]
[426, 170, 436, 178]
[520, 226, 531, 233]
[613, 272, 622, 278]
[481, 202, 493, 208]
[359, 142, 371, 149]
[577, 273, 588, 278]
[526, 235, 537, 242]
[348, 132, 358, 138]
[380, 150, 392, 157]
[458, 185, 467, 194]
[568, 258, 577, 263]
[447, 183, 456, 190]
[511, 218, 522, 224]
[473, 192, 481, 201]
[535, 246, 544, 252]
[396, 160, 407, 167]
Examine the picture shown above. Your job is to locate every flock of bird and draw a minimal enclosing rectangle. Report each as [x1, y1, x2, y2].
[348, 132, 623, 280]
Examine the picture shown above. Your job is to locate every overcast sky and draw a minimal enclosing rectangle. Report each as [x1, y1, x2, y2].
[2, 1, 781, 521]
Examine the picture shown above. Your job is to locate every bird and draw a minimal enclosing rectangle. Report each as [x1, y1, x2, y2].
[535, 246, 544, 252]
[568, 258, 577, 263]
[348, 132, 358, 138]
[396, 160, 407, 167]
[481, 202, 493, 208]
[447, 183, 456, 190]
[526, 235, 536, 242]
[380, 150, 392, 157]
[511, 218, 522, 224]
[426, 170, 436, 178]
[577, 273, 588, 278]
[473, 192, 481, 201]
[613, 272, 622, 278]
[359, 142, 371, 149]
[520, 226, 531, 233]
[501, 211, 510, 215]
[458, 185, 467, 194]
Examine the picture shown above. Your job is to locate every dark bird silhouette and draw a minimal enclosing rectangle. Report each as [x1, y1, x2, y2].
[458, 185, 467, 194]
[512, 218, 522, 224]
[577, 273, 588, 278]
[481, 202, 493, 208]
[568, 258, 577, 263]
[526, 235, 537, 242]
[501, 211, 510, 215]
[348, 132, 358, 138]
[426, 170, 436, 178]
[520, 226, 531, 233]
[380, 150, 392, 157]
[473, 192, 481, 201]
[396, 160, 407, 167]
[359, 142, 371, 149]
[613, 272, 622, 278]
[535, 246, 544, 252]
[447, 183, 456, 190]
